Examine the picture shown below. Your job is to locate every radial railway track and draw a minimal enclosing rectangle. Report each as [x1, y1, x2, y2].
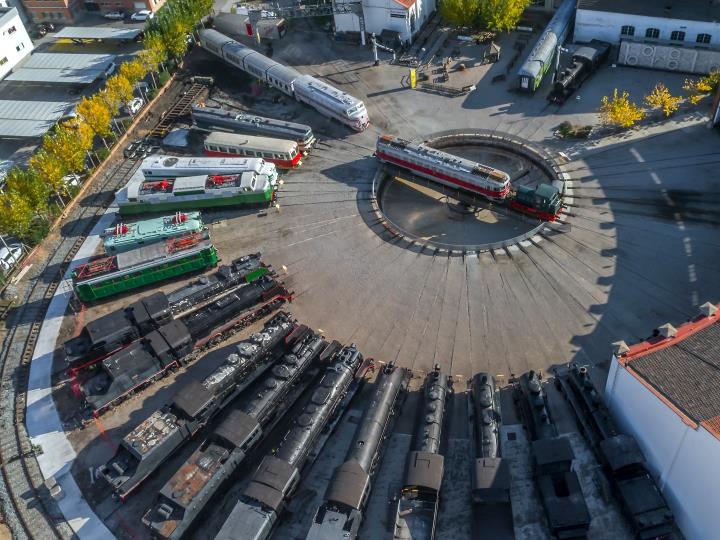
[0, 157, 140, 539]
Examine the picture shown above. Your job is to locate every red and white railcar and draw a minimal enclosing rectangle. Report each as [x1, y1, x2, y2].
[375, 135, 511, 202]
[204, 131, 302, 169]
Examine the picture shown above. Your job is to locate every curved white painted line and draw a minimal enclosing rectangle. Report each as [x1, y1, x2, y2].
[25, 208, 116, 539]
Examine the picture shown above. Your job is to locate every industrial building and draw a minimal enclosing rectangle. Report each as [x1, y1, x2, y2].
[574, 0, 720, 74]
[0, 6, 33, 81]
[605, 302, 720, 540]
[20, 0, 164, 22]
[333, 0, 436, 44]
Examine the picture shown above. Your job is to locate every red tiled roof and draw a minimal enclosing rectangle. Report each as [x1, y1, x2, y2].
[616, 305, 720, 431]
[393, 0, 416, 9]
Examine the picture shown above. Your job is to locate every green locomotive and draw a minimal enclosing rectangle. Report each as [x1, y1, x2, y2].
[72, 232, 218, 302]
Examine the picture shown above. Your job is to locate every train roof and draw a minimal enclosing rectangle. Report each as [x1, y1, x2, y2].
[191, 106, 313, 136]
[473, 457, 511, 492]
[294, 74, 364, 108]
[532, 437, 574, 470]
[244, 455, 296, 510]
[404, 451, 444, 492]
[123, 411, 179, 458]
[598, 434, 646, 472]
[140, 155, 266, 172]
[74, 233, 213, 285]
[205, 131, 297, 153]
[325, 460, 370, 509]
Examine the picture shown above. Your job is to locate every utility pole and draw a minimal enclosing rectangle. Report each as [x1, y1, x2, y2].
[553, 44, 568, 83]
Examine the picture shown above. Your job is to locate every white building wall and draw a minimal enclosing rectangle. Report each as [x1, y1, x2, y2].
[605, 357, 720, 540]
[575, 9, 720, 45]
[0, 7, 33, 80]
[334, 0, 432, 43]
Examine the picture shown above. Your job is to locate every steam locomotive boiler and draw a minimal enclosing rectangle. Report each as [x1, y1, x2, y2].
[98, 313, 296, 500]
[394, 366, 449, 540]
[143, 330, 329, 539]
[215, 345, 364, 540]
[306, 363, 407, 540]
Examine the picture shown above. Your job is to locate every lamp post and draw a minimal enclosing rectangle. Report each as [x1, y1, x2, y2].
[553, 44, 569, 83]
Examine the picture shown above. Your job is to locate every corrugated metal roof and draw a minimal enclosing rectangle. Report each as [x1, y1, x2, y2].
[0, 100, 75, 138]
[21, 52, 116, 70]
[55, 26, 142, 40]
[5, 68, 106, 84]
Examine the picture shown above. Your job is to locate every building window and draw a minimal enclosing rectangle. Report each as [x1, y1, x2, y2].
[0, 57, 8, 66]
[621, 25, 635, 37]
[645, 28, 660, 39]
[670, 31, 685, 41]
[697, 33, 711, 44]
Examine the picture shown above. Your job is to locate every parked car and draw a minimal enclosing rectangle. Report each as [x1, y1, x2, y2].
[0, 243, 23, 274]
[122, 97, 144, 115]
[103, 10, 125, 20]
[61, 173, 82, 188]
[131, 10, 154, 21]
[124, 139, 144, 159]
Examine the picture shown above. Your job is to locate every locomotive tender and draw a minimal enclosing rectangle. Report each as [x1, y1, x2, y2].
[199, 29, 369, 132]
[376, 135, 511, 202]
[143, 329, 328, 539]
[102, 212, 205, 254]
[556, 365, 674, 539]
[191, 105, 316, 152]
[98, 313, 295, 500]
[394, 367, 449, 540]
[515, 371, 591, 538]
[307, 363, 407, 540]
[215, 345, 364, 540]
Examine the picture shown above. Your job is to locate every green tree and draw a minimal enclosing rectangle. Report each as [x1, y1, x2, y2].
[599, 89, 646, 129]
[479, 0, 531, 32]
[440, 0, 480, 27]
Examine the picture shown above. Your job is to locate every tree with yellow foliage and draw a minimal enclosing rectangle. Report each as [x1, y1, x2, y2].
[104, 74, 134, 113]
[77, 96, 113, 139]
[440, 0, 481, 27]
[683, 70, 720, 105]
[28, 149, 67, 198]
[42, 123, 87, 174]
[119, 59, 147, 86]
[644, 83, 682, 117]
[599, 89, 646, 129]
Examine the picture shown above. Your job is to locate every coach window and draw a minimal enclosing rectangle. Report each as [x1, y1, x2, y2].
[670, 31, 685, 42]
[621, 25, 635, 37]
[697, 33, 711, 44]
[645, 28, 660, 39]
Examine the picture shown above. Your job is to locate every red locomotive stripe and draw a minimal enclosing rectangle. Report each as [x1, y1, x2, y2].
[508, 200, 559, 222]
[204, 149, 301, 168]
[376, 150, 509, 199]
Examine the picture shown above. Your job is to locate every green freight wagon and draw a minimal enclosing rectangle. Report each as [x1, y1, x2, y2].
[72, 232, 218, 302]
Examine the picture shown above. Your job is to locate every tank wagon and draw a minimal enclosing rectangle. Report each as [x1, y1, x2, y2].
[215, 345, 364, 540]
[307, 363, 407, 540]
[98, 313, 296, 500]
[140, 155, 279, 182]
[556, 365, 674, 539]
[471, 373, 511, 507]
[191, 106, 316, 152]
[102, 212, 204, 253]
[116, 170, 277, 217]
[76, 276, 291, 416]
[204, 131, 302, 169]
[517, 0, 577, 92]
[71, 232, 218, 302]
[199, 29, 369, 131]
[376, 135, 511, 202]
[143, 330, 329, 539]
[515, 370, 591, 538]
[65, 253, 269, 374]
[394, 366, 449, 540]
